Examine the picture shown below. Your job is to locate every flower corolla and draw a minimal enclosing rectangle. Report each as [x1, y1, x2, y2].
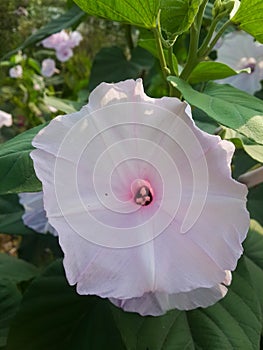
[9, 65, 23, 78]
[216, 31, 263, 94]
[0, 110, 12, 128]
[41, 58, 56, 77]
[19, 192, 57, 236]
[31, 79, 249, 316]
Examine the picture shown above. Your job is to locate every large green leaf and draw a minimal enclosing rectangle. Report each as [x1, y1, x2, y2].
[168, 77, 263, 145]
[247, 183, 263, 227]
[6, 260, 125, 350]
[187, 257, 261, 350]
[243, 220, 263, 331]
[0, 253, 38, 283]
[0, 194, 35, 235]
[232, 0, 263, 43]
[224, 127, 263, 163]
[160, 0, 202, 38]
[0, 281, 21, 348]
[188, 61, 239, 84]
[6, 255, 262, 350]
[73, 0, 160, 29]
[89, 46, 154, 91]
[0, 124, 46, 195]
[1, 5, 86, 60]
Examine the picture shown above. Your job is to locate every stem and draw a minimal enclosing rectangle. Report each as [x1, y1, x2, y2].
[153, 27, 170, 80]
[238, 167, 263, 189]
[180, 0, 209, 81]
[202, 20, 231, 57]
[197, 14, 224, 57]
[125, 25, 134, 51]
[167, 46, 177, 76]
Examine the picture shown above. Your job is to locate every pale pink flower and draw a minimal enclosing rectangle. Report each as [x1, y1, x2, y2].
[41, 30, 69, 49]
[41, 58, 56, 77]
[9, 65, 23, 78]
[0, 110, 12, 128]
[68, 31, 83, 48]
[31, 79, 249, 316]
[56, 43, 73, 62]
[216, 31, 263, 94]
[19, 192, 57, 236]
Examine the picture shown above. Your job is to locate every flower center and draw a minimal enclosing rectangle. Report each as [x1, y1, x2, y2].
[239, 57, 257, 73]
[131, 179, 154, 207]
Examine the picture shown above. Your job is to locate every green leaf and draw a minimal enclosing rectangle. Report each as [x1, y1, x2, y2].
[18, 234, 63, 267]
[73, 0, 160, 29]
[6, 257, 262, 349]
[243, 220, 263, 331]
[188, 61, 239, 84]
[0, 124, 46, 195]
[0, 253, 38, 284]
[44, 96, 83, 114]
[111, 307, 195, 349]
[168, 77, 263, 145]
[0, 194, 35, 235]
[138, 37, 178, 75]
[160, 0, 202, 37]
[0, 281, 21, 348]
[1, 5, 86, 60]
[187, 257, 261, 350]
[89, 46, 154, 91]
[6, 260, 125, 350]
[224, 128, 263, 163]
[247, 183, 263, 227]
[232, 0, 263, 43]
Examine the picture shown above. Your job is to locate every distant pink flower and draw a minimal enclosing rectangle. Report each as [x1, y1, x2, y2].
[19, 192, 57, 236]
[0, 110, 12, 128]
[56, 43, 73, 62]
[41, 58, 56, 77]
[41, 30, 69, 49]
[216, 31, 263, 94]
[9, 65, 23, 78]
[68, 31, 83, 48]
[31, 79, 249, 316]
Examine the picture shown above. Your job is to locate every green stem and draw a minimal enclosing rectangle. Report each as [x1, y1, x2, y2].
[202, 20, 231, 57]
[167, 46, 177, 76]
[179, 0, 208, 81]
[125, 25, 134, 51]
[153, 27, 170, 80]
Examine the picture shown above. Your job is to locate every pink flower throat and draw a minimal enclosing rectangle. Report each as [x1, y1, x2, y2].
[131, 179, 154, 206]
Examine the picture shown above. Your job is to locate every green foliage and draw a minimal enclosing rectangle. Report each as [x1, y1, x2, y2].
[2, 5, 86, 59]
[89, 46, 154, 91]
[160, 0, 202, 38]
[0, 194, 35, 235]
[232, 0, 263, 43]
[0, 124, 45, 195]
[0, 281, 21, 348]
[6, 251, 262, 350]
[73, 0, 160, 29]
[168, 77, 263, 145]
[247, 183, 263, 227]
[0, 253, 38, 283]
[224, 128, 263, 163]
[188, 61, 239, 84]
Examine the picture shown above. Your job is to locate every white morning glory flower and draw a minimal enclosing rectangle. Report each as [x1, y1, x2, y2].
[19, 192, 57, 236]
[216, 31, 263, 94]
[9, 65, 23, 78]
[0, 110, 12, 128]
[41, 58, 56, 78]
[31, 79, 249, 316]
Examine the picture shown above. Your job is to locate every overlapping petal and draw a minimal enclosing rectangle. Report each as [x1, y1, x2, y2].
[216, 31, 263, 94]
[31, 79, 249, 315]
